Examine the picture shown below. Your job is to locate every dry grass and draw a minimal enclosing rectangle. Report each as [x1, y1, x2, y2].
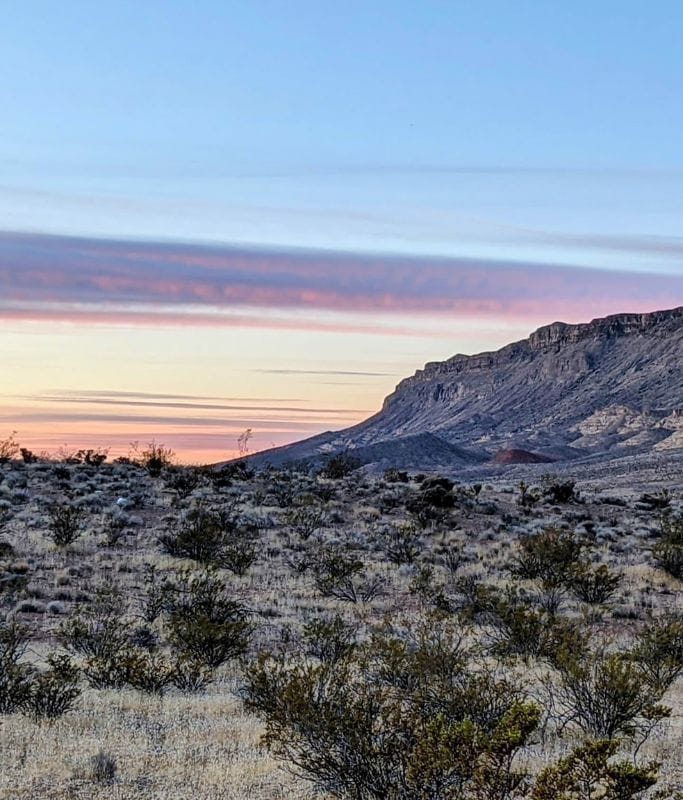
[1, 459, 682, 797]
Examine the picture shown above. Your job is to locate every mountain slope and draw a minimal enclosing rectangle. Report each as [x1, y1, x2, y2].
[240, 306, 683, 471]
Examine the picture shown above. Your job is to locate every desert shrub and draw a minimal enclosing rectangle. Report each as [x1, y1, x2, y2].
[20, 448, 37, 464]
[23, 654, 80, 722]
[87, 750, 118, 784]
[166, 570, 252, 669]
[453, 575, 499, 618]
[74, 448, 108, 466]
[159, 505, 256, 573]
[47, 504, 85, 547]
[320, 453, 362, 480]
[220, 538, 258, 576]
[101, 512, 128, 547]
[141, 568, 177, 623]
[283, 502, 325, 541]
[0, 431, 20, 463]
[384, 522, 422, 565]
[132, 440, 175, 476]
[632, 615, 683, 695]
[313, 548, 384, 603]
[638, 490, 671, 511]
[532, 738, 659, 800]
[172, 656, 215, 693]
[409, 564, 451, 612]
[58, 585, 133, 688]
[570, 563, 622, 605]
[512, 527, 589, 612]
[542, 477, 580, 504]
[518, 480, 540, 509]
[302, 614, 356, 664]
[652, 512, 683, 580]
[121, 650, 177, 696]
[245, 616, 541, 800]
[513, 528, 585, 585]
[440, 543, 464, 576]
[0, 558, 30, 604]
[159, 505, 228, 561]
[164, 467, 203, 499]
[549, 645, 672, 742]
[383, 468, 409, 483]
[407, 476, 456, 527]
[487, 588, 588, 664]
[0, 620, 34, 713]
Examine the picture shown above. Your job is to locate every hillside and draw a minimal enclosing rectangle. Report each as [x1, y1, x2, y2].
[241, 306, 683, 471]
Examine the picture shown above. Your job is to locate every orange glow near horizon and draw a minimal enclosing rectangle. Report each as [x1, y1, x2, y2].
[2, 312, 541, 464]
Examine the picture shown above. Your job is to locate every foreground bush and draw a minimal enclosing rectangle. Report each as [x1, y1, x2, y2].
[245, 615, 661, 799]
[245, 617, 539, 799]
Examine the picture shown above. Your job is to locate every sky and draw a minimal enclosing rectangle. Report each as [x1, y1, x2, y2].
[1, 1, 682, 462]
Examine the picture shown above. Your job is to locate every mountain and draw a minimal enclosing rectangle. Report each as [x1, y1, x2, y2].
[238, 306, 683, 472]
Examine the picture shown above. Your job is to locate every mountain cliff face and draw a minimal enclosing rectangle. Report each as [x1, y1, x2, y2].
[242, 306, 683, 471]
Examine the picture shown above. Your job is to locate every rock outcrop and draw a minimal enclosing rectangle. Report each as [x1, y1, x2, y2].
[238, 306, 683, 471]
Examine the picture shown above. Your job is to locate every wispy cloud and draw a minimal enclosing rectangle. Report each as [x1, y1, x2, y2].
[22, 391, 369, 416]
[1, 231, 681, 331]
[253, 369, 395, 377]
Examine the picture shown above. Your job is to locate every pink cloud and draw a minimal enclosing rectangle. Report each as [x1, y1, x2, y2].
[0, 231, 681, 331]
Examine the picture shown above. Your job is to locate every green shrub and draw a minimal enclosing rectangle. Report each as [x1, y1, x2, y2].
[570, 563, 622, 605]
[312, 548, 384, 603]
[320, 453, 362, 480]
[121, 650, 177, 696]
[302, 614, 356, 664]
[58, 585, 133, 689]
[47, 504, 85, 547]
[0, 621, 34, 713]
[245, 617, 541, 800]
[159, 505, 256, 574]
[653, 512, 683, 580]
[512, 527, 590, 612]
[549, 645, 672, 742]
[23, 654, 80, 722]
[384, 522, 422, 565]
[532, 738, 658, 800]
[632, 615, 683, 695]
[167, 570, 252, 669]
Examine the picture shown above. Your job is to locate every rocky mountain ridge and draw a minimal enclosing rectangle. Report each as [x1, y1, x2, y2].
[239, 306, 683, 472]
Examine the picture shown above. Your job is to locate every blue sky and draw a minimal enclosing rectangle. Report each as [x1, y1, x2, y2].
[1, 2, 682, 460]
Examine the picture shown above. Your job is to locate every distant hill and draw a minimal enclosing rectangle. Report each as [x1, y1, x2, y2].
[232, 306, 683, 472]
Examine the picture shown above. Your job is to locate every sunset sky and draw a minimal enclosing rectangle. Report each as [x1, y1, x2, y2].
[2, 1, 682, 462]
